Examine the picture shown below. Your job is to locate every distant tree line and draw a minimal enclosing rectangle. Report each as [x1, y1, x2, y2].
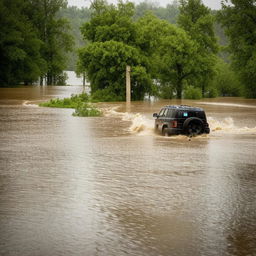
[59, 0, 227, 72]
[68, 0, 255, 99]
[1, 0, 255, 99]
[77, 0, 222, 100]
[218, 0, 256, 98]
[0, 0, 73, 86]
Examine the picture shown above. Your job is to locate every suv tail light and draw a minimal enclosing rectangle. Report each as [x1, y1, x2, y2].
[171, 121, 177, 128]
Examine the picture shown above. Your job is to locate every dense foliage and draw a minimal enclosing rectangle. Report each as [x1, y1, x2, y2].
[134, 1, 180, 23]
[209, 58, 242, 97]
[78, 0, 221, 99]
[0, 0, 73, 86]
[0, 0, 44, 85]
[178, 0, 218, 96]
[61, 1, 228, 71]
[2, 0, 255, 99]
[78, 1, 153, 101]
[218, 0, 256, 98]
[136, 14, 205, 99]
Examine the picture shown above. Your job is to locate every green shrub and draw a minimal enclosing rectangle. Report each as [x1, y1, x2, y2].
[159, 83, 174, 99]
[91, 88, 123, 102]
[210, 58, 243, 97]
[39, 92, 101, 117]
[72, 102, 102, 117]
[205, 87, 219, 98]
[55, 73, 68, 86]
[39, 93, 89, 108]
[183, 85, 202, 99]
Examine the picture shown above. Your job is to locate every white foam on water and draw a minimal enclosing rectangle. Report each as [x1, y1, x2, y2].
[22, 100, 39, 107]
[208, 117, 256, 134]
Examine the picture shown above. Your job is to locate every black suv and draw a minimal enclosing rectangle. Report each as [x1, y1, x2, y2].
[153, 105, 210, 136]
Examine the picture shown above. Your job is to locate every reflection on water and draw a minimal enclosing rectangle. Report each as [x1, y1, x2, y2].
[0, 87, 256, 256]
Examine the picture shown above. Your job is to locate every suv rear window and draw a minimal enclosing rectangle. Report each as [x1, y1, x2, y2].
[178, 111, 206, 119]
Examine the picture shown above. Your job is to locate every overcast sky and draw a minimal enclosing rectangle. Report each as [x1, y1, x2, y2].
[68, 0, 222, 10]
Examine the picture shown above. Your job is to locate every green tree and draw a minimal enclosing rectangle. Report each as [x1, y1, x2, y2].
[79, 0, 152, 101]
[78, 40, 151, 100]
[134, 1, 179, 23]
[81, 0, 136, 45]
[178, 0, 218, 96]
[156, 27, 202, 99]
[136, 13, 205, 99]
[27, 0, 73, 85]
[0, 0, 45, 86]
[218, 0, 256, 98]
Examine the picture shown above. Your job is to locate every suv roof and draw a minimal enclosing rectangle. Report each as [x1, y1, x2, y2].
[163, 105, 204, 111]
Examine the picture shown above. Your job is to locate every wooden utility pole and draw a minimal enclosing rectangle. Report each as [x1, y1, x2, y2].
[126, 66, 131, 103]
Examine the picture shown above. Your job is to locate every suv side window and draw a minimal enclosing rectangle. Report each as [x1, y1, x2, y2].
[159, 108, 165, 117]
[167, 109, 175, 118]
[177, 111, 182, 118]
[162, 108, 168, 117]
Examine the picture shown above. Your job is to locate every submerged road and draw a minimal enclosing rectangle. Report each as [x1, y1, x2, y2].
[0, 86, 256, 256]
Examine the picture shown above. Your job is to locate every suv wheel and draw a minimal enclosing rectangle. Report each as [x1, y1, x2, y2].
[187, 121, 203, 136]
[183, 117, 204, 136]
[162, 127, 169, 136]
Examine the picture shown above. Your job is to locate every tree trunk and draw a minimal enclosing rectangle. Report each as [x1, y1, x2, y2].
[47, 73, 52, 85]
[176, 79, 183, 99]
[83, 72, 85, 87]
[202, 84, 205, 98]
[40, 76, 43, 86]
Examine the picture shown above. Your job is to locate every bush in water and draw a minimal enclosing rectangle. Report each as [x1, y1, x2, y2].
[39, 93, 101, 117]
[72, 102, 102, 117]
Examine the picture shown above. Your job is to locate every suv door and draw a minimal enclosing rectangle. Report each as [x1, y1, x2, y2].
[155, 108, 166, 130]
[159, 108, 170, 130]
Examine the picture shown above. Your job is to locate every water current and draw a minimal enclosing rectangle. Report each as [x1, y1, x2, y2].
[0, 86, 256, 256]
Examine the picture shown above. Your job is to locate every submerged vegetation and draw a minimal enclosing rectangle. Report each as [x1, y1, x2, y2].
[72, 102, 102, 117]
[39, 93, 102, 117]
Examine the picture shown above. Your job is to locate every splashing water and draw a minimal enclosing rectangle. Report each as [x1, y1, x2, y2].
[208, 117, 234, 132]
[208, 117, 256, 134]
[22, 100, 39, 107]
[103, 107, 256, 136]
[103, 107, 154, 135]
[126, 113, 154, 135]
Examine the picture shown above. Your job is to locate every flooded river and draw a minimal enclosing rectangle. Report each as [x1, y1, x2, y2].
[0, 86, 256, 256]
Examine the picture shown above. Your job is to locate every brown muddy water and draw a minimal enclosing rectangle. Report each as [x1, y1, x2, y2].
[0, 86, 256, 256]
